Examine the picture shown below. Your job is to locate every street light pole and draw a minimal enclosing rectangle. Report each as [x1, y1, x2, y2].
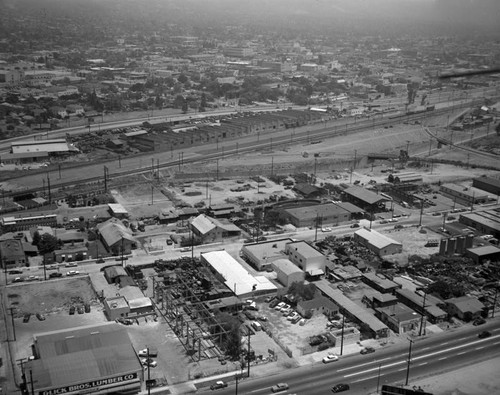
[405, 339, 414, 386]
[376, 363, 382, 394]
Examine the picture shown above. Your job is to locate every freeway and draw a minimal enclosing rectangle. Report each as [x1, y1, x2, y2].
[201, 321, 500, 395]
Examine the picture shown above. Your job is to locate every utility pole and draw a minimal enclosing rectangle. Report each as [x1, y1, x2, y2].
[30, 369, 35, 395]
[492, 286, 498, 318]
[247, 331, 251, 378]
[405, 339, 414, 386]
[58, 164, 61, 179]
[419, 292, 427, 336]
[151, 185, 154, 205]
[147, 347, 151, 395]
[120, 236, 124, 267]
[314, 214, 319, 242]
[47, 173, 51, 204]
[376, 363, 382, 394]
[9, 307, 16, 341]
[340, 313, 345, 356]
[353, 150, 357, 170]
[235, 372, 239, 395]
[418, 198, 424, 227]
[271, 156, 274, 177]
[103, 166, 108, 193]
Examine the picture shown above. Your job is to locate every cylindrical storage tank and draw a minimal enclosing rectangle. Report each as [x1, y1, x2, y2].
[439, 239, 447, 256]
[456, 237, 465, 254]
[465, 234, 474, 248]
[446, 238, 456, 255]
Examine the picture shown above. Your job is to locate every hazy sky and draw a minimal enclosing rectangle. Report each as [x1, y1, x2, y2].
[3, 0, 499, 37]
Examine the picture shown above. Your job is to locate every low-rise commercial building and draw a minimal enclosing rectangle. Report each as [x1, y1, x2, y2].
[353, 228, 403, 256]
[285, 240, 327, 276]
[376, 303, 420, 334]
[25, 323, 143, 395]
[240, 238, 293, 271]
[272, 258, 305, 287]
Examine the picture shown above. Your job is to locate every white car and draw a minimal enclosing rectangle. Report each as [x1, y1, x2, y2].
[287, 312, 300, 321]
[66, 270, 80, 276]
[138, 348, 158, 357]
[299, 318, 307, 326]
[322, 354, 339, 364]
[141, 358, 157, 368]
[274, 302, 286, 311]
[321, 227, 332, 232]
[279, 304, 291, 312]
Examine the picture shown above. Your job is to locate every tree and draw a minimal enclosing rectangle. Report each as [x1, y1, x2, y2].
[38, 233, 59, 254]
[177, 73, 188, 84]
[215, 313, 241, 360]
[32, 230, 41, 246]
[181, 100, 188, 114]
[288, 281, 316, 301]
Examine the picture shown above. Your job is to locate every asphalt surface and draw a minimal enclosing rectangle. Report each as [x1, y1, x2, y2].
[200, 321, 500, 395]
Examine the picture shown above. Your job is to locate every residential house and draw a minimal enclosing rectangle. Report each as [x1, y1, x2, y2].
[190, 214, 241, 243]
[445, 296, 485, 322]
[97, 218, 137, 256]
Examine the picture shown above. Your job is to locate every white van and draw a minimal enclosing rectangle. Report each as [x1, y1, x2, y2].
[251, 321, 262, 331]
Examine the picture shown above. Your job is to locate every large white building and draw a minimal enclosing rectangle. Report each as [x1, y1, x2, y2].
[284, 240, 327, 276]
[353, 228, 402, 256]
[201, 250, 276, 298]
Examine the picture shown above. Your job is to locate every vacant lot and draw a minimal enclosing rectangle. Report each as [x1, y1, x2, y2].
[7, 276, 98, 316]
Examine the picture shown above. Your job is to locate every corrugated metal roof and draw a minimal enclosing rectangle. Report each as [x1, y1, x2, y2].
[191, 214, 216, 235]
[344, 186, 387, 205]
[354, 228, 402, 249]
[97, 219, 136, 247]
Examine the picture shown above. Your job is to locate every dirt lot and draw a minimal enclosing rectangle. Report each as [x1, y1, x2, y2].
[7, 276, 98, 317]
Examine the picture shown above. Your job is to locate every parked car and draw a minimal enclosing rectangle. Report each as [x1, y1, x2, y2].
[350, 223, 360, 228]
[279, 303, 291, 312]
[65, 262, 78, 267]
[379, 220, 388, 224]
[66, 270, 80, 276]
[69, 306, 76, 315]
[323, 354, 339, 363]
[27, 275, 39, 281]
[360, 347, 375, 355]
[291, 315, 302, 324]
[265, 295, 276, 303]
[274, 302, 286, 311]
[210, 381, 228, 390]
[473, 318, 486, 326]
[8, 269, 23, 275]
[269, 299, 280, 308]
[23, 313, 31, 323]
[36, 313, 46, 321]
[77, 306, 84, 314]
[13, 277, 24, 283]
[141, 358, 157, 368]
[271, 383, 289, 393]
[299, 318, 307, 326]
[138, 348, 158, 357]
[287, 312, 300, 321]
[46, 265, 58, 270]
[321, 227, 332, 232]
[331, 383, 350, 393]
[49, 272, 63, 278]
[84, 303, 91, 313]
[478, 331, 491, 339]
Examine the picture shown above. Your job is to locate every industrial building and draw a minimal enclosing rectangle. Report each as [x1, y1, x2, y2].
[459, 209, 500, 238]
[1, 213, 57, 232]
[279, 202, 352, 228]
[361, 272, 402, 294]
[24, 323, 143, 395]
[240, 238, 294, 271]
[285, 240, 327, 276]
[465, 245, 500, 264]
[342, 186, 389, 211]
[272, 258, 305, 287]
[353, 228, 403, 256]
[201, 250, 276, 298]
[472, 176, 500, 196]
[439, 183, 489, 206]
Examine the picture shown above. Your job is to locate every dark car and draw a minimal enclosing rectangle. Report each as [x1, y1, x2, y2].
[473, 318, 486, 326]
[269, 299, 280, 308]
[478, 331, 491, 339]
[350, 223, 360, 228]
[8, 269, 23, 275]
[69, 306, 76, 315]
[210, 381, 228, 390]
[331, 383, 350, 393]
[49, 272, 63, 279]
[23, 313, 31, 323]
[360, 347, 375, 355]
[77, 306, 84, 314]
[84, 303, 91, 313]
